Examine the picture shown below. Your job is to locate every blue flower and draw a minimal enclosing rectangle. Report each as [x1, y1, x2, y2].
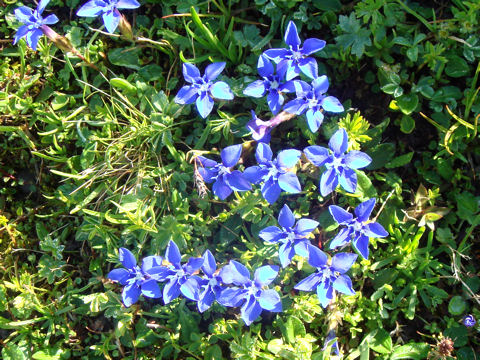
[284, 76, 344, 133]
[263, 21, 326, 80]
[182, 250, 226, 313]
[323, 331, 340, 356]
[217, 261, 282, 326]
[13, 0, 59, 50]
[77, 0, 140, 33]
[154, 241, 204, 304]
[246, 111, 272, 143]
[329, 198, 389, 259]
[294, 244, 357, 307]
[107, 248, 164, 307]
[463, 314, 476, 327]
[243, 55, 295, 114]
[243, 142, 301, 204]
[196, 144, 251, 200]
[304, 128, 371, 196]
[259, 204, 319, 267]
[174, 62, 234, 118]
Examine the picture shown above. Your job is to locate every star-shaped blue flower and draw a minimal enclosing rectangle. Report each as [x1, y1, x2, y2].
[217, 261, 282, 326]
[175, 62, 234, 118]
[13, 0, 59, 50]
[304, 128, 372, 196]
[259, 204, 319, 267]
[263, 21, 326, 80]
[329, 198, 389, 259]
[243, 55, 295, 114]
[153, 241, 204, 304]
[77, 0, 140, 33]
[196, 144, 251, 200]
[107, 248, 164, 307]
[246, 111, 272, 143]
[181, 250, 226, 313]
[284, 76, 344, 133]
[243, 142, 301, 204]
[294, 244, 357, 307]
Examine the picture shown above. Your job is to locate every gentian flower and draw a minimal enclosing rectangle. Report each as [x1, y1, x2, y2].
[294, 244, 357, 307]
[246, 111, 272, 143]
[154, 241, 204, 304]
[196, 144, 251, 200]
[243, 55, 295, 114]
[263, 21, 326, 80]
[243, 142, 301, 204]
[284, 76, 344, 133]
[182, 250, 226, 312]
[259, 204, 319, 267]
[463, 314, 476, 327]
[329, 198, 389, 259]
[107, 248, 164, 307]
[77, 0, 140, 34]
[175, 62, 234, 118]
[13, 0, 59, 50]
[217, 261, 282, 326]
[323, 330, 340, 356]
[304, 128, 371, 196]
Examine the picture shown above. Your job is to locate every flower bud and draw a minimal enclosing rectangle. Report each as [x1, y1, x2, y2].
[40, 25, 74, 53]
[118, 14, 134, 40]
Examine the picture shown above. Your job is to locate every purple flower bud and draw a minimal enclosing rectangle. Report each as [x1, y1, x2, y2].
[463, 314, 476, 327]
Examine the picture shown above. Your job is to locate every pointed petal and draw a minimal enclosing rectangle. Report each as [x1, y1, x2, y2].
[182, 62, 201, 83]
[119, 248, 137, 270]
[102, 10, 120, 33]
[76, 1, 105, 16]
[180, 276, 202, 301]
[184, 257, 204, 274]
[257, 54, 274, 77]
[278, 204, 295, 229]
[116, 0, 141, 9]
[293, 240, 310, 258]
[267, 91, 282, 115]
[174, 85, 198, 105]
[195, 93, 214, 118]
[304, 146, 330, 167]
[163, 278, 181, 304]
[243, 80, 266, 98]
[26, 29, 43, 50]
[14, 7, 33, 22]
[284, 98, 307, 115]
[329, 227, 352, 249]
[254, 265, 279, 286]
[285, 62, 301, 81]
[212, 178, 233, 200]
[13, 25, 30, 45]
[258, 289, 282, 311]
[279, 242, 295, 267]
[320, 167, 339, 196]
[328, 128, 348, 155]
[221, 144, 243, 167]
[43, 14, 59, 25]
[142, 256, 163, 272]
[294, 219, 319, 236]
[329, 205, 353, 224]
[316, 282, 332, 308]
[277, 149, 301, 168]
[284, 21, 301, 49]
[196, 155, 218, 169]
[322, 96, 344, 113]
[255, 143, 273, 164]
[345, 151, 372, 169]
[261, 178, 282, 204]
[219, 260, 251, 285]
[338, 168, 357, 193]
[141, 279, 162, 298]
[263, 48, 290, 62]
[165, 241, 181, 267]
[295, 273, 321, 291]
[202, 249, 217, 276]
[205, 62, 226, 81]
[243, 166, 268, 184]
[298, 57, 318, 79]
[122, 283, 141, 307]
[354, 198, 376, 222]
[278, 172, 301, 194]
[197, 288, 216, 312]
[211, 81, 234, 100]
[108, 268, 131, 285]
[147, 266, 174, 282]
[241, 296, 263, 326]
[225, 171, 251, 191]
[302, 38, 326, 55]
[364, 222, 388, 238]
[353, 234, 370, 259]
[259, 226, 284, 243]
[306, 108, 324, 133]
[37, 0, 51, 14]
[312, 75, 329, 97]
[332, 275, 355, 295]
[216, 287, 246, 307]
[331, 253, 358, 274]
[307, 244, 328, 268]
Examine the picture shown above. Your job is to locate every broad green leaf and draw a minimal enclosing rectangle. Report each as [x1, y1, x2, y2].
[366, 329, 392, 354]
[110, 78, 137, 93]
[385, 152, 414, 169]
[448, 296, 466, 315]
[390, 343, 429, 359]
[400, 115, 415, 133]
[396, 94, 419, 115]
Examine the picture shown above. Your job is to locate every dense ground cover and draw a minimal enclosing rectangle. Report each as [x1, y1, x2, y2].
[1, 0, 479, 358]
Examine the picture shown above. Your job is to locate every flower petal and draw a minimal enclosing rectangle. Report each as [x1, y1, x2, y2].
[353, 234, 370, 259]
[119, 248, 137, 270]
[184, 257, 204, 274]
[307, 244, 328, 268]
[102, 9, 121, 33]
[217, 287, 246, 307]
[205, 62, 226, 81]
[219, 260, 251, 286]
[165, 240, 182, 267]
[141, 279, 162, 298]
[76, 0, 105, 17]
[43, 14, 59, 24]
[243, 80, 266, 98]
[163, 278, 181, 304]
[182, 63, 201, 83]
[354, 198, 376, 222]
[108, 268, 131, 285]
[26, 28, 43, 50]
[37, 0, 51, 14]
[210, 81, 234, 100]
[278, 204, 295, 229]
[332, 275, 355, 296]
[328, 128, 348, 155]
[255, 142, 273, 164]
[197, 288, 216, 312]
[329, 205, 353, 224]
[225, 171, 251, 191]
[329, 227, 352, 249]
[338, 168, 357, 193]
[202, 250, 217, 277]
[278, 172, 301, 193]
[293, 240, 310, 258]
[312, 75, 329, 97]
[317, 281, 333, 308]
[259, 226, 284, 243]
[257, 54, 274, 78]
[116, 0, 141, 9]
[267, 91, 282, 115]
[284, 21, 301, 49]
[331, 253, 358, 274]
[195, 92, 214, 118]
[344, 150, 372, 169]
[294, 219, 319, 236]
[180, 276, 202, 301]
[302, 38, 326, 55]
[284, 98, 307, 115]
[254, 265, 279, 286]
[295, 272, 321, 291]
[122, 283, 141, 307]
[304, 146, 330, 167]
[322, 96, 344, 113]
[277, 149, 301, 168]
[263, 48, 290, 62]
[174, 85, 198, 105]
[364, 222, 388, 238]
[279, 242, 295, 267]
[142, 256, 163, 272]
[13, 25, 30, 45]
[243, 166, 268, 184]
[212, 178, 233, 200]
[298, 57, 318, 79]
[306, 108, 324, 133]
[320, 167, 339, 196]
[220, 144, 242, 167]
[258, 289, 282, 311]
[241, 295, 263, 326]
[14, 7, 33, 22]
[262, 179, 282, 204]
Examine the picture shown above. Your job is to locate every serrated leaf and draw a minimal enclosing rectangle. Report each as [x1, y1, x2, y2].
[335, 13, 372, 57]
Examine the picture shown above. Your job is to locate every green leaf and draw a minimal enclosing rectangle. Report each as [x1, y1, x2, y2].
[448, 295, 467, 315]
[400, 115, 415, 133]
[445, 56, 470, 78]
[108, 47, 141, 70]
[385, 152, 414, 168]
[2, 344, 28, 360]
[353, 170, 377, 200]
[335, 13, 372, 57]
[110, 78, 137, 93]
[390, 343, 429, 359]
[366, 329, 393, 354]
[285, 316, 306, 344]
[312, 0, 342, 11]
[396, 94, 419, 115]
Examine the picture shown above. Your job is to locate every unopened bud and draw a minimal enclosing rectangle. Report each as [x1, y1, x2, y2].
[40, 25, 74, 53]
[118, 14, 134, 40]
